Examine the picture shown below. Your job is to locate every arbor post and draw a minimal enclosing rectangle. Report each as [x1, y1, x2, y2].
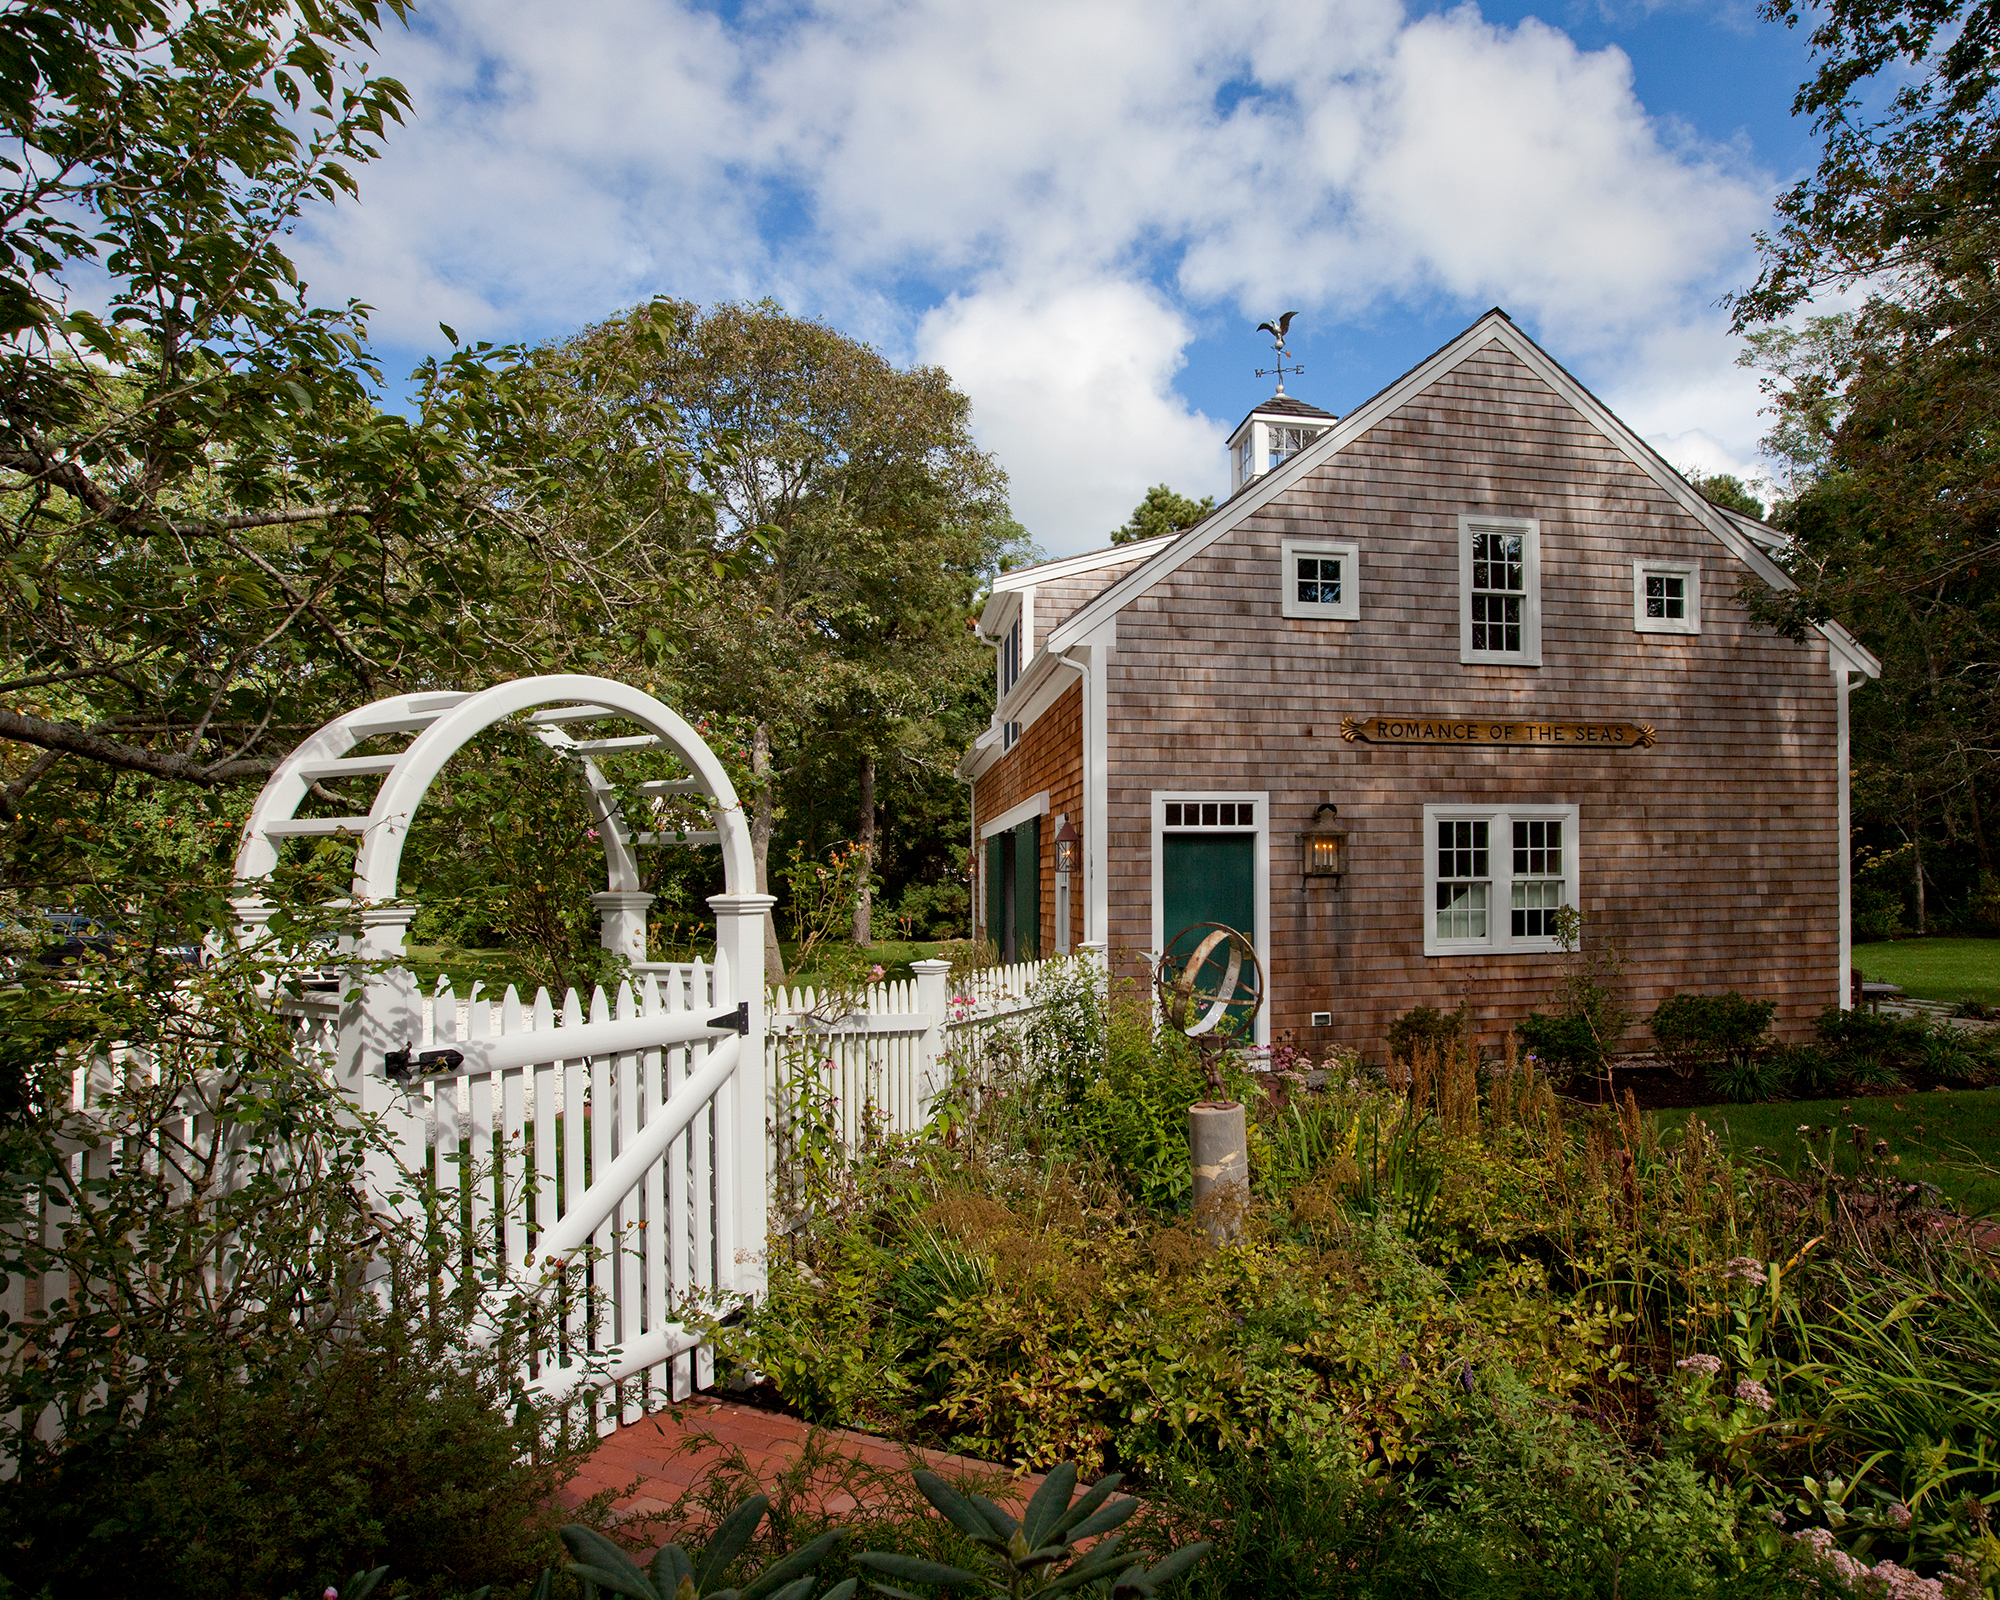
[709, 891, 776, 1301]
[910, 957, 955, 1115]
[592, 890, 656, 964]
[340, 904, 426, 1198]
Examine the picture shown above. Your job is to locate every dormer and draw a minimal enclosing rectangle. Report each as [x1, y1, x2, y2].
[1228, 393, 1337, 493]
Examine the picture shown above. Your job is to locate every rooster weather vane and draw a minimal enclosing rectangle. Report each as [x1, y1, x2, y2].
[1255, 311, 1304, 394]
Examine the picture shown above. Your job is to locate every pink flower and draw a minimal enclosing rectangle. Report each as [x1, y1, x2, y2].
[1723, 1256, 1769, 1288]
[1734, 1379, 1775, 1412]
[868, 964, 885, 981]
[1676, 1353, 1723, 1378]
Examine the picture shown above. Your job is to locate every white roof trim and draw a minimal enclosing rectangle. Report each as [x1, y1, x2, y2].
[1043, 309, 1881, 681]
[979, 790, 1049, 840]
[990, 535, 1174, 594]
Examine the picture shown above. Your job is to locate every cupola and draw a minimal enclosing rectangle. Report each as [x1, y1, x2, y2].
[1227, 393, 1337, 492]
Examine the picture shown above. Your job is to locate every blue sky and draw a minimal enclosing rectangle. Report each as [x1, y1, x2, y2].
[299, 0, 1834, 555]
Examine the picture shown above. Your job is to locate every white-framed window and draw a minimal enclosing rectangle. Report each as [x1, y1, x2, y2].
[1266, 423, 1324, 471]
[1280, 536, 1359, 620]
[1000, 612, 1023, 697]
[1458, 514, 1541, 666]
[1422, 802, 1579, 956]
[1633, 559, 1701, 635]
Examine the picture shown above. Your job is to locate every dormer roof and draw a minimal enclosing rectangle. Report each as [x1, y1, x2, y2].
[1230, 392, 1337, 435]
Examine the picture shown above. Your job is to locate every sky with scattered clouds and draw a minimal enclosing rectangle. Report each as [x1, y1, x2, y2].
[296, 0, 1826, 555]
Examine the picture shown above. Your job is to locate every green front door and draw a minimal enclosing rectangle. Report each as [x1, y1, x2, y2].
[1162, 832, 1255, 990]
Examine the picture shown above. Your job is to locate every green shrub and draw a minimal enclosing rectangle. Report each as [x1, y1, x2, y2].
[1773, 1043, 1842, 1099]
[1387, 1004, 1466, 1063]
[1708, 1052, 1791, 1104]
[1517, 1010, 1602, 1081]
[1647, 992, 1778, 1082]
[0, 918, 583, 1600]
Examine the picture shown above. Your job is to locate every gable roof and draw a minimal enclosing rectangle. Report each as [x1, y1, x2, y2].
[1044, 308, 1881, 680]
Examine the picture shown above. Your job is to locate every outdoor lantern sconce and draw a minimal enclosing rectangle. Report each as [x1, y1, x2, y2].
[1302, 803, 1347, 882]
[1053, 817, 1080, 875]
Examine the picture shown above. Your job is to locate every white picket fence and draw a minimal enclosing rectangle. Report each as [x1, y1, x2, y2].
[765, 957, 1050, 1149]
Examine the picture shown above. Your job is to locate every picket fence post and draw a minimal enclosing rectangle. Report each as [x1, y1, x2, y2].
[710, 891, 775, 1303]
[910, 958, 954, 1116]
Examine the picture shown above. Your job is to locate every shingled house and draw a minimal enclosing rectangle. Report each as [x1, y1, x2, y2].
[956, 308, 1880, 1052]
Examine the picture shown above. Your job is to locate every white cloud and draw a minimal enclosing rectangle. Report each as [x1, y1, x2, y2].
[294, 0, 1783, 551]
[917, 279, 1226, 546]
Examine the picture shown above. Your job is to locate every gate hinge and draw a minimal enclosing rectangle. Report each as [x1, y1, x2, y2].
[384, 1046, 465, 1083]
[707, 1000, 750, 1035]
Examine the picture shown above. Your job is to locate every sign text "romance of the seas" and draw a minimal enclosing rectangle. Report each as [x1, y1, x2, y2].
[1340, 716, 1658, 749]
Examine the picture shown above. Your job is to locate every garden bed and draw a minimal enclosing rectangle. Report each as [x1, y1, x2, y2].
[706, 965, 2000, 1598]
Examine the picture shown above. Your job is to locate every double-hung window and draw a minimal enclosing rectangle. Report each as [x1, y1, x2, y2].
[1458, 515, 1541, 665]
[1423, 803, 1579, 955]
[1280, 536, 1360, 620]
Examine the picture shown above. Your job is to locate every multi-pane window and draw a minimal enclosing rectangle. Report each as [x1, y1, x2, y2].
[1266, 424, 1323, 471]
[1633, 560, 1700, 635]
[1296, 554, 1340, 607]
[1459, 516, 1541, 664]
[1469, 531, 1524, 654]
[1000, 614, 1023, 696]
[1424, 804, 1578, 954]
[1165, 800, 1255, 828]
[1510, 819, 1565, 938]
[1280, 537, 1359, 619]
[1434, 819, 1489, 940]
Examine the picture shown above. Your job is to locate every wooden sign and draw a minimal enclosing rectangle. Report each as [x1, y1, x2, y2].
[1340, 715, 1657, 749]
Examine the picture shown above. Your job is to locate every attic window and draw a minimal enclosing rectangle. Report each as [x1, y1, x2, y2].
[1633, 560, 1700, 636]
[1280, 536, 1359, 621]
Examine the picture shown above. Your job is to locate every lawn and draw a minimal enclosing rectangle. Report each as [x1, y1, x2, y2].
[1660, 1086, 2000, 1216]
[1852, 935, 2000, 1005]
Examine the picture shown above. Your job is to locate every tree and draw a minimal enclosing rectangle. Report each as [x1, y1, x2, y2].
[0, 0, 528, 814]
[1111, 484, 1215, 544]
[1687, 473, 1767, 521]
[1730, 0, 2000, 921]
[504, 301, 1017, 972]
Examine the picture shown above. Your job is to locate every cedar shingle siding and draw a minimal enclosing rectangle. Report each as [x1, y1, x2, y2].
[970, 321, 1858, 1058]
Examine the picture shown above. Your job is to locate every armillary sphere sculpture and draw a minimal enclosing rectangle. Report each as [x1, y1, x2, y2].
[1153, 922, 1265, 1102]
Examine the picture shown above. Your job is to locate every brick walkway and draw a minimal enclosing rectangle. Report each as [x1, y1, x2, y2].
[563, 1395, 1041, 1524]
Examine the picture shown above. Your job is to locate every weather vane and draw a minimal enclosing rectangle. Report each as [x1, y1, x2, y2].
[1255, 311, 1303, 394]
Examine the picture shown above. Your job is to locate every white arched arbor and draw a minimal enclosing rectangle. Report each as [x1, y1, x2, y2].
[234, 673, 757, 961]
[232, 675, 775, 1199]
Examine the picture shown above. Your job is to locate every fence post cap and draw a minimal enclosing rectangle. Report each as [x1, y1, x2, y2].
[909, 958, 954, 974]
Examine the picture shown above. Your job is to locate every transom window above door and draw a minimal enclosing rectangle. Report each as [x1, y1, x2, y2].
[1164, 800, 1255, 828]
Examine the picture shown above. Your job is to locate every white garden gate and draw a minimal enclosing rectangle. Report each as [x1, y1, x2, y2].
[232, 674, 774, 1427]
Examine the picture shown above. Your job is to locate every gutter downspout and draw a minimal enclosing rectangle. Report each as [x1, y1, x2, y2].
[1837, 661, 1854, 1010]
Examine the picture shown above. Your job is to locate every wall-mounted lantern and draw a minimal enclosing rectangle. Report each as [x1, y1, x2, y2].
[1053, 817, 1081, 875]
[1302, 803, 1347, 881]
